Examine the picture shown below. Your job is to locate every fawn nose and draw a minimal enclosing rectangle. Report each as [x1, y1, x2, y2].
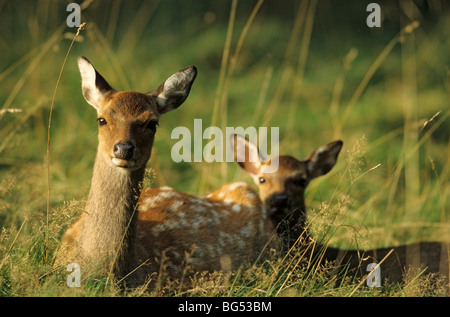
[272, 194, 289, 207]
[113, 142, 135, 161]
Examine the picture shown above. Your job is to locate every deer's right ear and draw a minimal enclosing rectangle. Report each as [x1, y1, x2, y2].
[152, 66, 197, 114]
[77, 56, 114, 111]
[230, 134, 263, 175]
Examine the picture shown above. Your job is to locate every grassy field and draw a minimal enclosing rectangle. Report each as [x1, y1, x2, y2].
[0, 0, 449, 296]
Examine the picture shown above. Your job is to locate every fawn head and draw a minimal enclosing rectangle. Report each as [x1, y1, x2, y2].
[231, 134, 342, 240]
[77, 56, 197, 171]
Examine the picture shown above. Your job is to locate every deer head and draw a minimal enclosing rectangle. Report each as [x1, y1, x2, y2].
[78, 56, 197, 172]
[231, 133, 343, 247]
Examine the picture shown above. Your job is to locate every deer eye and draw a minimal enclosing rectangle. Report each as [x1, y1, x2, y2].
[259, 177, 266, 184]
[97, 118, 107, 126]
[145, 120, 159, 132]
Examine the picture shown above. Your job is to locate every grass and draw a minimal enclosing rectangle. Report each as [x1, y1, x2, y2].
[0, 0, 449, 296]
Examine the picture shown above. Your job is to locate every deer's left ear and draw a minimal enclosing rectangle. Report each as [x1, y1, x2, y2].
[151, 66, 197, 114]
[305, 140, 343, 179]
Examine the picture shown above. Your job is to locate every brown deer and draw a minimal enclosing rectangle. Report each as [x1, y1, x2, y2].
[231, 133, 449, 288]
[55, 57, 273, 285]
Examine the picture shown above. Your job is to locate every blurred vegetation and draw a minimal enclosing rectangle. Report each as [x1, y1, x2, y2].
[0, 0, 448, 296]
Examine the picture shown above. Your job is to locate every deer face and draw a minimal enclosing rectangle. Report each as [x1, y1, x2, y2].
[257, 156, 310, 224]
[95, 92, 160, 170]
[231, 134, 343, 230]
[77, 56, 197, 171]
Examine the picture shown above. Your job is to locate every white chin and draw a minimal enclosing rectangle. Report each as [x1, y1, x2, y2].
[111, 158, 135, 168]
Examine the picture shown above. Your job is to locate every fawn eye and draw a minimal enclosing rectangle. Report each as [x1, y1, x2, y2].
[259, 177, 266, 184]
[97, 118, 107, 126]
[145, 120, 159, 132]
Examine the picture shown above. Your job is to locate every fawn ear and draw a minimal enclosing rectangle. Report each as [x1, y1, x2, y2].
[152, 66, 197, 114]
[77, 56, 115, 111]
[230, 134, 264, 176]
[305, 140, 343, 179]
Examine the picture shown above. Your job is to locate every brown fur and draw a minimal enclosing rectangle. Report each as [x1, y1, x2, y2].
[137, 183, 272, 277]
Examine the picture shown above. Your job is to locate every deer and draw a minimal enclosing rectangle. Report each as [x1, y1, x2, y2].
[54, 57, 273, 287]
[230, 133, 449, 289]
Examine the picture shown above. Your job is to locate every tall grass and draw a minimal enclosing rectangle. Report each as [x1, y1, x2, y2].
[0, 0, 448, 296]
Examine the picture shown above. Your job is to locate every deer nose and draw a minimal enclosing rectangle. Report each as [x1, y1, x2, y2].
[114, 142, 135, 161]
[272, 194, 289, 206]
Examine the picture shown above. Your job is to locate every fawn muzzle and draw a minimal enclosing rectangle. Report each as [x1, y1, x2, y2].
[265, 193, 290, 217]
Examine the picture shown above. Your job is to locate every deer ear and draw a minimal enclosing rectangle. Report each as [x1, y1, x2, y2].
[305, 140, 343, 179]
[77, 56, 115, 111]
[152, 66, 197, 114]
[230, 134, 264, 175]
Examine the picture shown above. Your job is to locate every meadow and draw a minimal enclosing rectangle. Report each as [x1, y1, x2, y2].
[0, 0, 448, 296]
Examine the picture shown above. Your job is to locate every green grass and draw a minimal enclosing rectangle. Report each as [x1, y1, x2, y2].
[0, 0, 449, 296]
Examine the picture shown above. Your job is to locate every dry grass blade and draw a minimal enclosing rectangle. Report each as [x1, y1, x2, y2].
[348, 248, 394, 297]
[200, 0, 264, 193]
[335, 20, 421, 136]
[45, 22, 86, 264]
[0, 109, 22, 116]
[418, 111, 441, 134]
[0, 218, 27, 272]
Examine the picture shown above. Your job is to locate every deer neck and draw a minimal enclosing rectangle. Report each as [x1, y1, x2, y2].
[80, 151, 144, 277]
